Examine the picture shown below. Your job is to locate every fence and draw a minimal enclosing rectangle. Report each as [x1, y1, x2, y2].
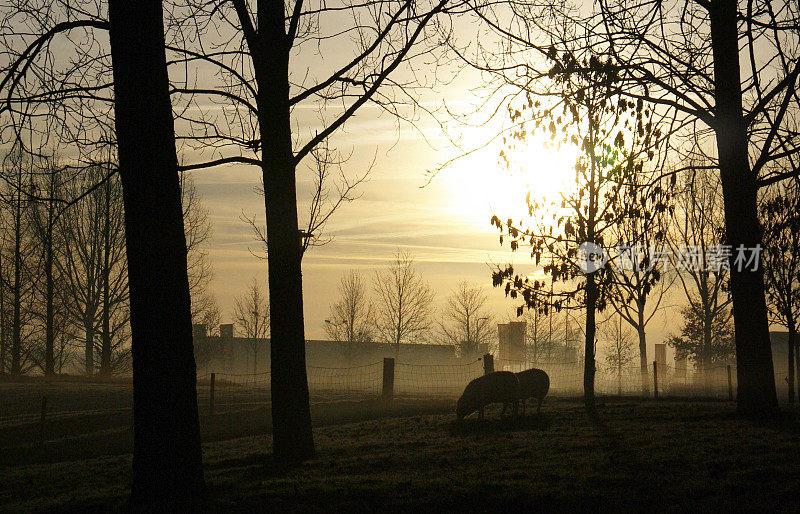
[195, 356, 736, 410]
[394, 358, 484, 396]
[1, 357, 738, 433]
[497, 358, 736, 400]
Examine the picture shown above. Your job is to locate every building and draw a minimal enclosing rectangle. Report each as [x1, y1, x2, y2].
[497, 322, 526, 362]
[193, 324, 458, 374]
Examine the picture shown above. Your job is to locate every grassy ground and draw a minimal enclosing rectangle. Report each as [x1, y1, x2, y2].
[3, 398, 800, 512]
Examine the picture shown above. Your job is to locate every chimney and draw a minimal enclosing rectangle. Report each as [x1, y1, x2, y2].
[220, 323, 234, 339]
[192, 324, 207, 340]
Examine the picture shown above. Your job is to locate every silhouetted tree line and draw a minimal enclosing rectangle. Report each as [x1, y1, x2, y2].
[325, 255, 494, 360]
[0, 154, 215, 377]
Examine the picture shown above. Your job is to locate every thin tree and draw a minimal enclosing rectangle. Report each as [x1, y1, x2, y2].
[59, 167, 128, 375]
[181, 172, 215, 322]
[761, 178, 800, 402]
[0, 150, 38, 375]
[96, 170, 129, 376]
[668, 166, 731, 382]
[233, 278, 270, 375]
[373, 250, 434, 355]
[516, 306, 568, 365]
[490, 51, 663, 414]
[602, 315, 636, 395]
[325, 270, 374, 362]
[438, 281, 494, 359]
[29, 158, 70, 375]
[606, 168, 674, 395]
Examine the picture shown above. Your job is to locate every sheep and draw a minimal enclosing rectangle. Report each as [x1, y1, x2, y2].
[456, 371, 520, 420]
[515, 368, 550, 413]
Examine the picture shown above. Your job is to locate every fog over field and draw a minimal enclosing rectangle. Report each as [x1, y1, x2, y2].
[2, 0, 800, 510]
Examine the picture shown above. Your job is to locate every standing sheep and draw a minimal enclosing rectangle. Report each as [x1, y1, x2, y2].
[456, 371, 520, 420]
[515, 368, 550, 413]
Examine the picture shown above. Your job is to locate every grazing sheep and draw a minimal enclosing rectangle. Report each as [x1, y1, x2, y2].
[515, 368, 550, 413]
[456, 371, 520, 420]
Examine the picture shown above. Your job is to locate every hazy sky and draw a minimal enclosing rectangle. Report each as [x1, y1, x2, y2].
[180, 7, 682, 355]
[191, 110, 530, 340]
[190, 98, 679, 356]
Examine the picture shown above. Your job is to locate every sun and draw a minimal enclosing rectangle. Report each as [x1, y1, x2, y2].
[446, 133, 577, 232]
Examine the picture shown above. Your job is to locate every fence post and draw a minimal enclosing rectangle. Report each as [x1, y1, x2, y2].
[727, 365, 733, 400]
[209, 372, 216, 418]
[39, 396, 48, 448]
[382, 358, 395, 401]
[652, 361, 659, 400]
[483, 353, 494, 375]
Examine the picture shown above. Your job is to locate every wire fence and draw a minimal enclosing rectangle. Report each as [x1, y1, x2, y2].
[307, 362, 383, 394]
[395, 359, 484, 396]
[497, 359, 736, 399]
[1, 358, 739, 429]
[196, 358, 736, 405]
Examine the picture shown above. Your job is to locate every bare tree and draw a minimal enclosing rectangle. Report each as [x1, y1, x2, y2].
[606, 168, 674, 395]
[373, 250, 434, 354]
[163, 0, 452, 461]
[761, 178, 800, 402]
[602, 315, 636, 395]
[96, 170, 129, 376]
[515, 305, 567, 365]
[180, 172, 220, 347]
[233, 278, 270, 375]
[0, 149, 39, 375]
[28, 157, 72, 375]
[180, 172, 214, 320]
[668, 166, 731, 379]
[59, 166, 129, 375]
[438, 281, 494, 359]
[325, 270, 374, 362]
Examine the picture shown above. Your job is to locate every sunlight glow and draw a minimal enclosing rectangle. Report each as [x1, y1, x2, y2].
[446, 133, 578, 232]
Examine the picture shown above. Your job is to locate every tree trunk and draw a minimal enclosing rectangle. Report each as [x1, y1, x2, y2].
[0, 250, 5, 375]
[795, 324, 800, 402]
[788, 318, 796, 403]
[84, 316, 95, 375]
[10, 188, 22, 375]
[256, 1, 315, 462]
[44, 221, 55, 376]
[702, 308, 713, 390]
[99, 183, 113, 376]
[637, 320, 648, 397]
[108, 0, 204, 504]
[584, 272, 597, 414]
[710, 1, 778, 416]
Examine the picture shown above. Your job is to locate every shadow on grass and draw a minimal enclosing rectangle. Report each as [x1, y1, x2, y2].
[206, 451, 314, 481]
[447, 413, 551, 436]
[755, 409, 800, 434]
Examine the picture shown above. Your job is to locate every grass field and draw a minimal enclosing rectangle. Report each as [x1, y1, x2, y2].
[3, 396, 800, 512]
